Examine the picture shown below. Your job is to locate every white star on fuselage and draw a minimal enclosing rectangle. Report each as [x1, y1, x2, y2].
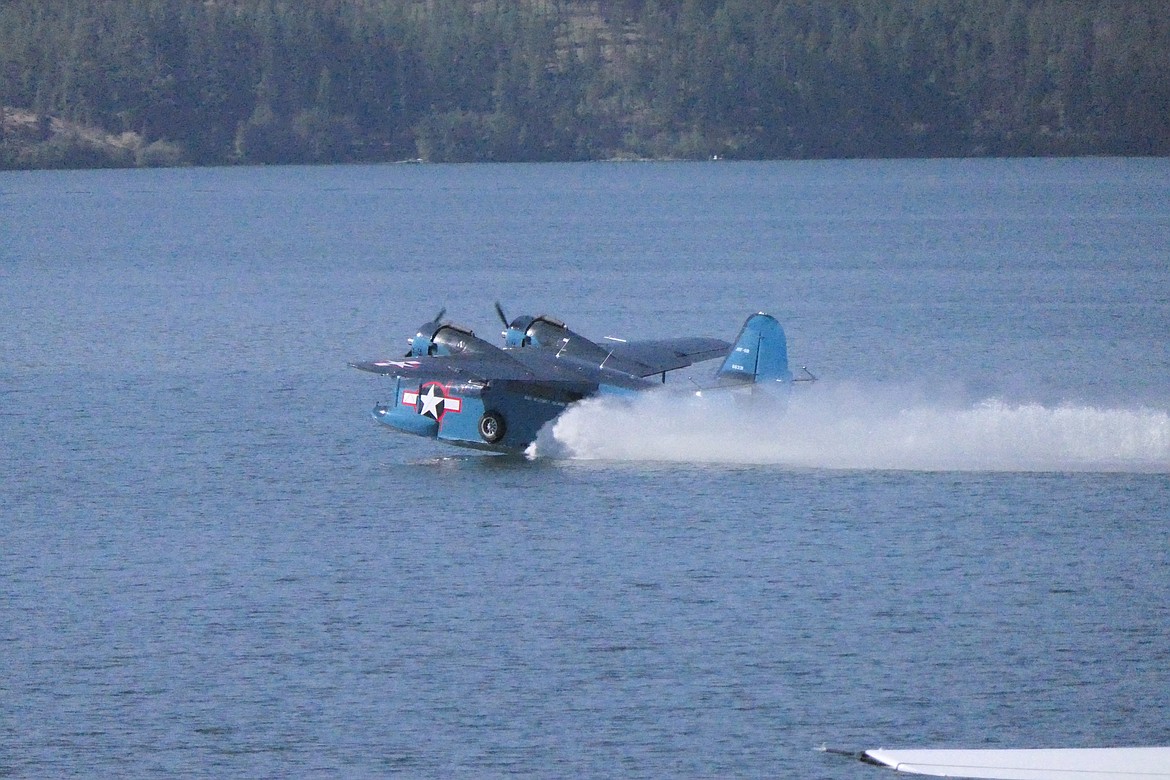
[418, 384, 444, 420]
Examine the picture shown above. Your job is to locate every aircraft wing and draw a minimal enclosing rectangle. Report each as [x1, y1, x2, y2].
[349, 353, 537, 382]
[860, 747, 1170, 780]
[607, 337, 730, 376]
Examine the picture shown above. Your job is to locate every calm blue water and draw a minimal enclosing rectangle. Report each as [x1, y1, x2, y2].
[2, 159, 1169, 778]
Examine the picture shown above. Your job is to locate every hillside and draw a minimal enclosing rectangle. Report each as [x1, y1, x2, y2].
[2, 0, 1167, 169]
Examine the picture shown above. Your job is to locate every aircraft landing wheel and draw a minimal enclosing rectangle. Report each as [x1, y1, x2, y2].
[478, 411, 506, 444]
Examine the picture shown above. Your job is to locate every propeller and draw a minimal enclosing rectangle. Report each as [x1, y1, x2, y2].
[405, 307, 448, 356]
[494, 301, 509, 329]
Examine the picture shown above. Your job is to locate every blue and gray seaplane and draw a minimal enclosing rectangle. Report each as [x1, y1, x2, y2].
[349, 306, 803, 453]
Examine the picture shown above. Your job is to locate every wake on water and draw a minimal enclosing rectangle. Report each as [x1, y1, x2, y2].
[527, 383, 1170, 472]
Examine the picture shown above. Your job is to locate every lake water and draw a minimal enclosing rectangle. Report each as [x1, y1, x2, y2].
[2, 159, 1169, 778]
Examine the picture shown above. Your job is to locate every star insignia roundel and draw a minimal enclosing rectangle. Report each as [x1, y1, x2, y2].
[404, 382, 463, 422]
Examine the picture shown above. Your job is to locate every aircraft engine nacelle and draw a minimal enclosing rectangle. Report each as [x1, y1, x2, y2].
[504, 314, 572, 349]
[508, 314, 623, 368]
[502, 315, 536, 347]
[409, 321, 496, 357]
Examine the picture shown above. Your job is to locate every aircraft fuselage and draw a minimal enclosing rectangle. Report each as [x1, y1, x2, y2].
[370, 348, 651, 453]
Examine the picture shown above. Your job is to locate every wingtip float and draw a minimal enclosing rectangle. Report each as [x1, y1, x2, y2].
[350, 309, 808, 453]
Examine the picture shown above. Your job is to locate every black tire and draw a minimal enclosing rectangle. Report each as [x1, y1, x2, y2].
[478, 410, 506, 443]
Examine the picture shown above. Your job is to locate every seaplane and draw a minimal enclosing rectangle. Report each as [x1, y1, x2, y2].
[349, 306, 806, 453]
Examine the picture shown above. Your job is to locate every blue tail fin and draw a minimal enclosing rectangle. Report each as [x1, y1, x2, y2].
[715, 313, 793, 386]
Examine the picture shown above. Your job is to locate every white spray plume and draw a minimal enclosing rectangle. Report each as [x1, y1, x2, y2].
[528, 382, 1170, 472]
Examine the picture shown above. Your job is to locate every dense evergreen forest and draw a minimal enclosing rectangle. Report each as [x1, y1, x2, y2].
[1, 0, 1167, 168]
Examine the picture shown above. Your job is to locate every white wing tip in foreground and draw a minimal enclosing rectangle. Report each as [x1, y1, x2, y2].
[857, 746, 1170, 780]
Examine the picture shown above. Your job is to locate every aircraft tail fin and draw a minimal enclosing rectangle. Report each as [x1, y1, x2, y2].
[715, 313, 793, 386]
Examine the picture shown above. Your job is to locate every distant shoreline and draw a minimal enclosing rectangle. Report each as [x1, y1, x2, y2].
[4, 107, 1161, 173]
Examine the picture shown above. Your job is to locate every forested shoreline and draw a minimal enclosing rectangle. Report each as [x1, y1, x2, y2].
[1, 0, 1167, 169]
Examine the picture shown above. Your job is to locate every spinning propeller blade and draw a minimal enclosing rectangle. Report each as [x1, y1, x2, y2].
[405, 307, 447, 356]
[494, 302, 509, 328]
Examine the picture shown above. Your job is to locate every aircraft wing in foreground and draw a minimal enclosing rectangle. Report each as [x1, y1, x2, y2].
[350, 309, 800, 453]
[824, 745, 1170, 780]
